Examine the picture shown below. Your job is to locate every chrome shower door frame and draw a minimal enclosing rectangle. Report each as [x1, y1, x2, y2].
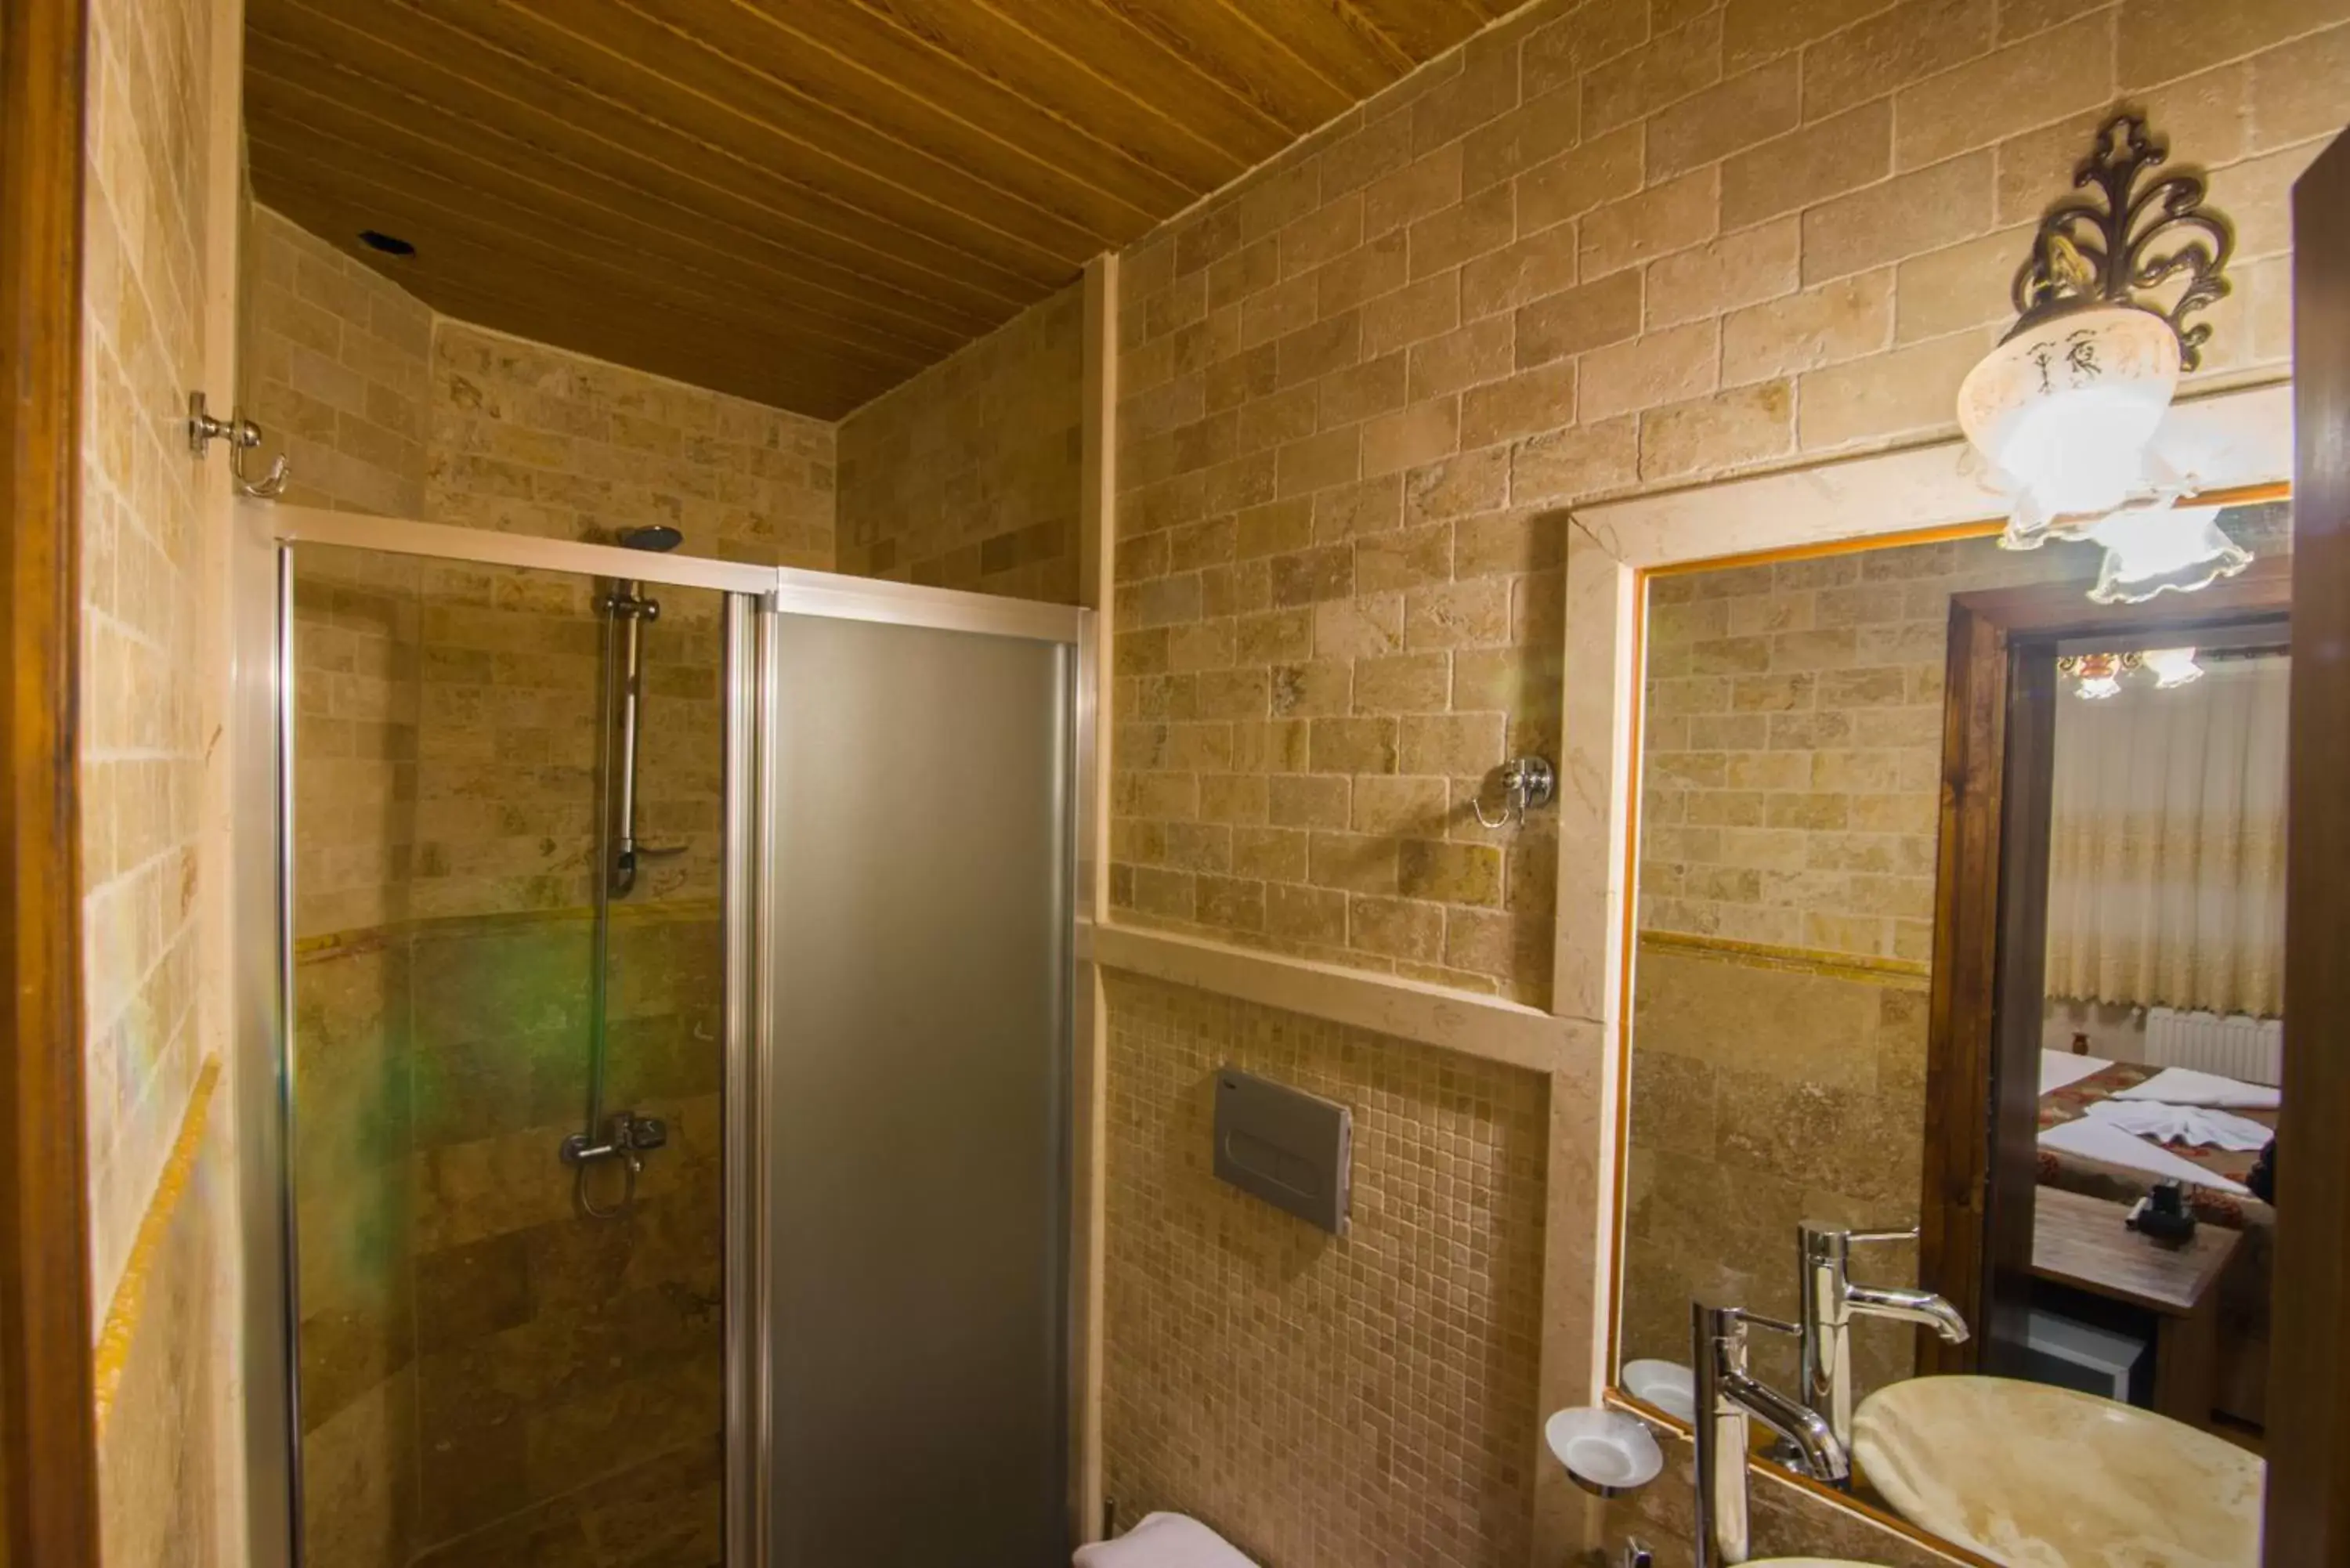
[232, 502, 1093, 1568]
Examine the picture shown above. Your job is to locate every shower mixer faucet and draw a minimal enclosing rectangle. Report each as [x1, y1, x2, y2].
[561, 1111, 667, 1173]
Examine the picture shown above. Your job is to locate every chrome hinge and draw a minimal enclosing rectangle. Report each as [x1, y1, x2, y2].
[187, 391, 291, 499]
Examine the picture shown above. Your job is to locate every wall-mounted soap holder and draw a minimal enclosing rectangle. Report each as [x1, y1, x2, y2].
[1546, 1405, 1665, 1498]
[1621, 1357, 1697, 1423]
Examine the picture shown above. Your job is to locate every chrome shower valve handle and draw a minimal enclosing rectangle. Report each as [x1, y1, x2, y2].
[1473, 755, 1557, 829]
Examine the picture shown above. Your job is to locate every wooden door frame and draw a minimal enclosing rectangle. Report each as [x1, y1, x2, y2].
[0, 0, 101, 1563]
[1916, 555, 2294, 1378]
[2269, 129, 2350, 1567]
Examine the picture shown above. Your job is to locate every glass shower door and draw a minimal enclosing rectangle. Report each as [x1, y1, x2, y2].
[285, 543, 735, 1568]
[758, 612, 1074, 1567]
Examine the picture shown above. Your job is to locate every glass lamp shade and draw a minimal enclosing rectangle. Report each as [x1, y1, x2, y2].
[2085, 504, 2252, 604]
[1957, 305, 2182, 545]
[2069, 651, 2124, 700]
[2142, 646, 2206, 688]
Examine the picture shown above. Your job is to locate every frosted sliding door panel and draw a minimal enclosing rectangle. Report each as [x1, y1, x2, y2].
[764, 614, 1070, 1568]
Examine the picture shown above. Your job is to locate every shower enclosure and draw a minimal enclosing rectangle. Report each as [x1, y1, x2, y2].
[232, 504, 1086, 1568]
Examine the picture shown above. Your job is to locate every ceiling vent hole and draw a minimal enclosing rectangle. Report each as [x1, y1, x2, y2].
[359, 230, 416, 257]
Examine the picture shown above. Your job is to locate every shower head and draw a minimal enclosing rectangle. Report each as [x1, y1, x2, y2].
[616, 524, 684, 553]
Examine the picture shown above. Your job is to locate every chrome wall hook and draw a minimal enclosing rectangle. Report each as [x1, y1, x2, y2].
[1473, 755, 1556, 829]
[188, 390, 291, 499]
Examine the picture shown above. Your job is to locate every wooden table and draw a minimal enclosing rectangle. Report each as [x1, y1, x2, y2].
[2031, 1185, 2243, 1429]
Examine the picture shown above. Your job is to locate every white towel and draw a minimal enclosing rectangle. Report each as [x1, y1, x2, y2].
[2038, 1115, 2251, 1196]
[2111, 1065, 2281, 1111]
[1075, 1514, 1260, 1568]
[2040, 1050, 2116, 1096]
[2083, 1097, 2274, 1151]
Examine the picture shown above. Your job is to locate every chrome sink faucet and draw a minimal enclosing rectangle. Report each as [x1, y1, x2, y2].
[1694, 1301, 1849, 1568]
[1796, 1222, 1970, 1451]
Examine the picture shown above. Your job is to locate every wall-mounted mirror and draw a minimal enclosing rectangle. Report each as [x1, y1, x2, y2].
[1610, 504, 2290, 1566]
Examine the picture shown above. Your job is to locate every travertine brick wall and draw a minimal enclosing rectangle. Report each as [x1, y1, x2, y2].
[243, 205, 840, 565]
[243, 206, 432, 518]
[1642, 533, 2085, 962]
[1640, 505, 2290, 962]
[837, 284, 1085, 604]
[78, 0, 240, 1563]
[428, 318, 835, 569]
[1101, 972, 1547, 1568]
[248, 209, 837, 939]
[79, 0, 215, 1321]
[1109, 0, 2337, 1008]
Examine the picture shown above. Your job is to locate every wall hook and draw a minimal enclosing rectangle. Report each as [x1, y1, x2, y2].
[188, 390, 291, 499]
[1473, 756, 1555, 829]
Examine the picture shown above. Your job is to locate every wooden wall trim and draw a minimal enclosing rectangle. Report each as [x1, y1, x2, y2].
[1916, 601, 2011, 1377]
[0, 0, 103, 1564]
[2269, 128, 2350, 1568]
[1084, 921, 1573, 1074]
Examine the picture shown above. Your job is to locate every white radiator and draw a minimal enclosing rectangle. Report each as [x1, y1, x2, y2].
[2143, 1007, 2284, 1086]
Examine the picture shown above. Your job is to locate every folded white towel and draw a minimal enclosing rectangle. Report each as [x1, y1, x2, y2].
[2040, 1050, 2115, 1096]
[2083, 1097, 2273, 1151]
[1075, 1514, 1260, 1568]
[2038, 1115, 2251, 1197]
[2111, 1065, 2281, 1110]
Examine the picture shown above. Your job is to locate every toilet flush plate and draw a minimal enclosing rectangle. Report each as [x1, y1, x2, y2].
[1213, 1068, 1350, 1235]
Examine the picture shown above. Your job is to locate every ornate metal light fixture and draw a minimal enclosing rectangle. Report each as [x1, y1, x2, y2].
[2057, 647, 2208, 699]
[1956, 112, 2249, 602]
[2059, 651, 2126, 700]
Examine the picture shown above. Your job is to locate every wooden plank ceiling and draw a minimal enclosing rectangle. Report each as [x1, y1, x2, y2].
[244, 0, 1518, 419]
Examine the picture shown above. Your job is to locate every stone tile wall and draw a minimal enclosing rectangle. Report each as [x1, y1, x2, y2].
[428, 318, 835, 569]
[241, 204, 840, 565]
[1620, 942, 1929, 1399]
[96, 1107, 237, 1568]
[1101, 972, 1549, 1568]
[242, 204, 432, 518]
[837, 283, 1085, 603]
[1639, 508, 2289, 961]
[78, 0, 217, 1321]
[78, 0, 243, 1561]
[1641, 532, 2087, 962]
[1108, 0, 2340, 1007]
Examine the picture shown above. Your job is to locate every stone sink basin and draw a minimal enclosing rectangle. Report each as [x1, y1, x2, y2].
[1852, 1376, 2262, 1568]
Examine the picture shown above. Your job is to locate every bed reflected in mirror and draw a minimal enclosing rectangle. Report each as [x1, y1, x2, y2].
[1609, 503, 2292, 1568]
[2025, 632, 2285, 1439]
